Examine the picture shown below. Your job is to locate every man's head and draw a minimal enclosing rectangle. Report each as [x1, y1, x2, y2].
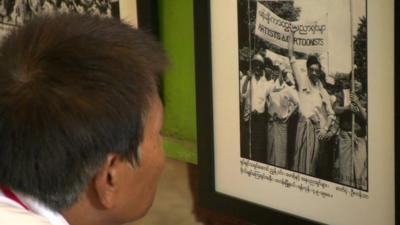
[251, 54, 264, 77]
[354, 79, 363, 94]
[272, 65, 281, 81]
[0, 14, 167, 224]
[306, 55, 322, 84]
[263, 57, 274, 80]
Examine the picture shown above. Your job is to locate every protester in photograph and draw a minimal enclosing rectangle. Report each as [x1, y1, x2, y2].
[288, 33, 336, 176]
[0, 0, 14, 22]
[239, 59, 251, 158]
[266, 65, 299, 168]
[263, 57, 274, 81]
[240, 54, 275, 163]
[333, 78, 367, 190]
[0, 14, 168, 225]
[270, 65, 280, 81]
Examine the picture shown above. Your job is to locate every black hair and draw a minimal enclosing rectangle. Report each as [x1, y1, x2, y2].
[306, 55, 321, 70]
[0, 14, 167, 211]
[273, 65, 280, 71]
[264, 57, 273, 70]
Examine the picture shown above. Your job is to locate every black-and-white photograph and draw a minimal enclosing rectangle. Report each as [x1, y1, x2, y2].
[0, 0, 119, 41]
[238, 0, 368, 191]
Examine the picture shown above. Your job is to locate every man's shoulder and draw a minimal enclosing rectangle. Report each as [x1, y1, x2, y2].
[0, 202, 51, 225]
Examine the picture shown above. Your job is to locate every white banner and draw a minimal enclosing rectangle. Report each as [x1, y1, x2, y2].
[265, 50, 290, 70]
[255, 2, 328, 54]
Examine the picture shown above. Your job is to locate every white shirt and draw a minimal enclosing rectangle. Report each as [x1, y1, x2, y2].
[240, 75, 251, 121]
[0, 190, 69, 225]
[290, 58, 335, 128]
[267, 80, 299, 119]
[241, 74, 274, 114]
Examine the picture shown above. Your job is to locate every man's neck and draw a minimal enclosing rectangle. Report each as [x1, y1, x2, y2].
[62, 204, 114, 225]
[62, 193, 114, 225]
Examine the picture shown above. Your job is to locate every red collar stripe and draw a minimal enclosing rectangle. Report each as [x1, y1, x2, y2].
[0, 186, 30, 211]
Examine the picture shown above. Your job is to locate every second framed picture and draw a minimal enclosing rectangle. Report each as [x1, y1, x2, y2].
[0, 0, 158, 41]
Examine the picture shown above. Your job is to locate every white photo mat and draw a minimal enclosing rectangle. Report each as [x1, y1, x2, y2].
[210, 0, 394, 225]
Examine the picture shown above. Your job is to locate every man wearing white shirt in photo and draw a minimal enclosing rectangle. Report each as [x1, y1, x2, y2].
[240, 54, 274, 163]
[287, 32, 336, 176]
[266, 67, 299, 168]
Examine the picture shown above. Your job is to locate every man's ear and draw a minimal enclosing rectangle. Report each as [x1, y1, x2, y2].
[92, 153, 121, 209]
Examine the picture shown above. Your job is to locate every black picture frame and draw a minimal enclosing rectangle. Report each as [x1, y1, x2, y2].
[194, 1, 397, 225]
[395, 1, 399, 224]
[136, 0, 160, 37]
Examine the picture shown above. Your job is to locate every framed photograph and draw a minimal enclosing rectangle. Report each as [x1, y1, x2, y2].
[194, 0, 396, 225]
[0, 0, 159, 41]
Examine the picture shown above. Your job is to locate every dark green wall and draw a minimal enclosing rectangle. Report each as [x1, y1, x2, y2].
[159, 0, 197, 164]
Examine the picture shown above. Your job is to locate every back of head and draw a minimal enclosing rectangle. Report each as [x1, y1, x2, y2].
[0, 14, 167, 212]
